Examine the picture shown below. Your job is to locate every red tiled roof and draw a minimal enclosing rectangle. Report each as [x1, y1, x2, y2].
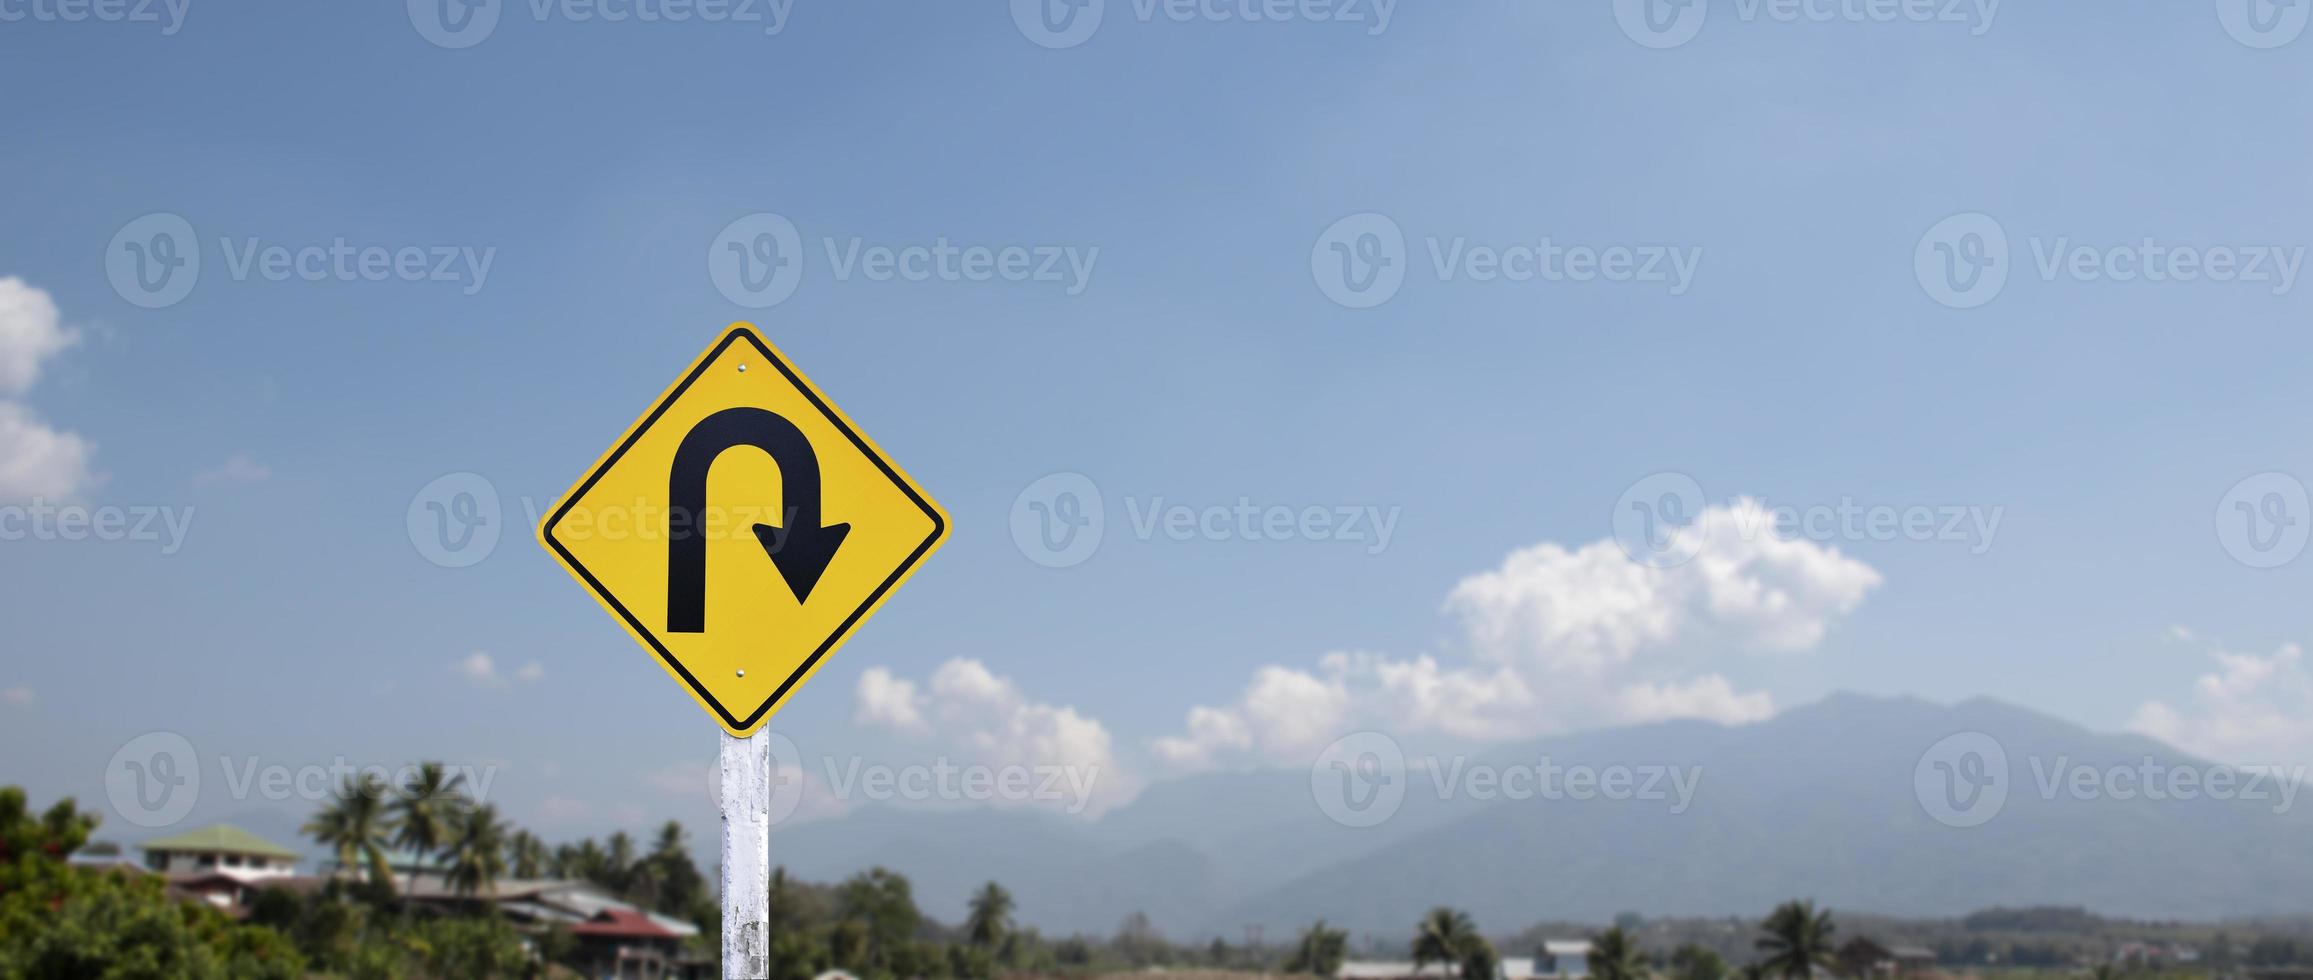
[569, 908, 678, 940]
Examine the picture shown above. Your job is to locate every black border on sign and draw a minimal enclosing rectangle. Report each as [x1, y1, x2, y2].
[541, 327, 947, 733]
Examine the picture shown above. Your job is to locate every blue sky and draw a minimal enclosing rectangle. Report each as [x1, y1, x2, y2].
[3, 0, 2313, 842]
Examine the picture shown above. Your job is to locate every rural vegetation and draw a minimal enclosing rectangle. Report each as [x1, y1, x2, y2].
[10, 780, 2313, 979]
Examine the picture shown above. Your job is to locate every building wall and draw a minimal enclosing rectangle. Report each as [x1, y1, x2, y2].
[144, 850, 297, 879]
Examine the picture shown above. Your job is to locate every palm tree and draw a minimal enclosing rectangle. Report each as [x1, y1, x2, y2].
[304, 772, 397, 890]
[1756, 900, 1836, 980]
[1414, 907, 1481, 972]
[604, 830, 637, 895]
[647, 821, 706, 916]
[506, 829, 547, 880]
[443, 803, 510, 901]
[389, 761, 465, 902]
[1288, 920, 1350, 977]
[1460, 936, 1501, 980]
[967, 882, 1015, 949]
[1590, 927, 1649, 980]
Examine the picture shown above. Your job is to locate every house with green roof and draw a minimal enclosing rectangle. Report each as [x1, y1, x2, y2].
[139, 824, 301, 880]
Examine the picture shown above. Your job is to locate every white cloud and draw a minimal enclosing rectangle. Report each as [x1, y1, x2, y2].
[0, 279, 92, 502]
[456, 652, 543, 688]
[856, 666, 926, 732]
[1155, 500, 1880, 768]
[457, 652, 501, 687]
[193, 453, 271, 487]
[0, 401, 92, 502]
[0, 278, 74, 397]
[2132, 638, 2313, 767]
[1, 687, 30, 707]
[854, 658, 1132, 814]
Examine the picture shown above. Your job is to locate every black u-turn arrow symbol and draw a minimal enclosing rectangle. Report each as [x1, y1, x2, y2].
[666, 407, 850, 633]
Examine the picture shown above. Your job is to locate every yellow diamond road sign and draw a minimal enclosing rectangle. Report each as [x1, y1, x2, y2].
[539, 324, 947, 736]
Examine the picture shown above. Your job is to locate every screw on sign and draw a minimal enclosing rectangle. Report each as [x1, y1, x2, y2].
[538, 324, 948, 977]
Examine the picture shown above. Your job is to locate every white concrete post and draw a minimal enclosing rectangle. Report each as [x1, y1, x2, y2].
[721, 731, 771, 978]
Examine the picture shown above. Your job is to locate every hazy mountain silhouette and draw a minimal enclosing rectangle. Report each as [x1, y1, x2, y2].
[768, 693, 2313, 939]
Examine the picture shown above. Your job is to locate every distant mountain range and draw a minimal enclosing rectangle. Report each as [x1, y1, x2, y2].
[768, 693, 2313, 939]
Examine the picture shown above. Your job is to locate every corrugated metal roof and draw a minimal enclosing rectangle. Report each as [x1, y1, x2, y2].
[138, 825, 300, 860]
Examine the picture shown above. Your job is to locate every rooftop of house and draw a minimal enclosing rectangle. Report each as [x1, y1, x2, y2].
[139, 825, 301, 861]
[569, 907, 684, 941]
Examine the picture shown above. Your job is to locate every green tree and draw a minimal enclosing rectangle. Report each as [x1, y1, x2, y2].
[836, 867, 922, 977]
[303, 773, 398, 891]
[1757, 901, 1837, 980]
[1671, 943, 1728, 980]
[966, 881, 1015, 949]
[389, 761, 465, 904]
[604, 830, 637, 894]
[1287, 920, 1350, 977]
[505, 829, 547, 880]
[1590, 927, 1649, 980]
[442, 803, 510, 901]
[645, 820, 707, 917]
[1415, 907, 1481, 972]
[0, 788, 305, 980]
[1461, 935, 1501, 980]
